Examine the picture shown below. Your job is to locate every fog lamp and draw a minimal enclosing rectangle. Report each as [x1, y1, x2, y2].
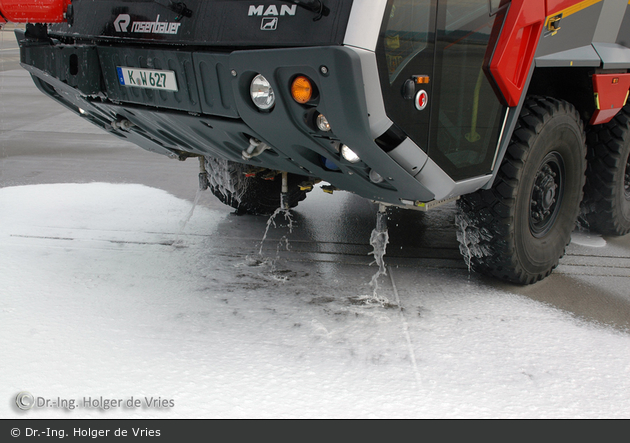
[369, 169, 384, 183]
[341, 145, 360, 163]
[316, 114, 331, 132]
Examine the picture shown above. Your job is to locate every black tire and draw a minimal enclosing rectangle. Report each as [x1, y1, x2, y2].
[456, 97, 587, 284]
[581, 105, 630, 236]
[204, 157, 309, 215]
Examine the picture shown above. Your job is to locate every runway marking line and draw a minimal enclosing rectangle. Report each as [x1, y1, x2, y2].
[388, 266, 422, 388]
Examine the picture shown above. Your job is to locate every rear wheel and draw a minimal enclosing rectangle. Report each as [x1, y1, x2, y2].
[582, 105, 630, 236]
[456, 97, 586, 284]
[204, 157, 309, 215]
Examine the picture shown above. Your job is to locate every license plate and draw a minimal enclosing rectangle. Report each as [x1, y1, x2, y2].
[116, 67, 178, 92]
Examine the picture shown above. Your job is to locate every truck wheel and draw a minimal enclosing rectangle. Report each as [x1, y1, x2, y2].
[582, 105, 630, 236]
[204, 157, 309, 215]
[456, 97, 586, 284]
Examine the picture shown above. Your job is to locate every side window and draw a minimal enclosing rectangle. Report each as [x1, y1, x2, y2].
[383, 0, 432, 84]
[445, 1, 489, 31]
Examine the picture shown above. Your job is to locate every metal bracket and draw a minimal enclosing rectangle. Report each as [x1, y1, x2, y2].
[546, 14, 563, 36]
[242, 138, 270, 160]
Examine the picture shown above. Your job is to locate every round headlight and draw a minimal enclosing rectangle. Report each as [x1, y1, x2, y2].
[250, 74, 275, 110]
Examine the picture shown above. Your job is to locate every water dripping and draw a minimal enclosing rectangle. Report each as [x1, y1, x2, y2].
[258, 172, 294, 255]
[173, 186, 203, 247]
[259, 205, 294, 255]
[365, 205, 390, 305]
[455, 212, 473, 275]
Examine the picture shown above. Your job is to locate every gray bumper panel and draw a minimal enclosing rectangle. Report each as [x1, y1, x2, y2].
[19, 42, 437, 205]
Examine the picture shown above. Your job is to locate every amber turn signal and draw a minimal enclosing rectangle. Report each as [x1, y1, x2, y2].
[291, 75, 314, 104]
[413, 75, 430, 84]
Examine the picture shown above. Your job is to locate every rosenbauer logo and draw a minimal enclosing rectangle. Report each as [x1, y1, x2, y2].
[113, 14, 182, 35]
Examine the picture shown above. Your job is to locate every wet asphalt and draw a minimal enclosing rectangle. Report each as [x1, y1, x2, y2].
[1, 29, 629, 332]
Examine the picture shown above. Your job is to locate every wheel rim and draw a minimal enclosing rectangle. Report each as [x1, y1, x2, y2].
[529, 152, 565, 238]
[624, 152, 630, 201]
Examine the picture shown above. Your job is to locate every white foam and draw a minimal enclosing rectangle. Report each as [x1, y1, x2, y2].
[571, 231, 607, 248]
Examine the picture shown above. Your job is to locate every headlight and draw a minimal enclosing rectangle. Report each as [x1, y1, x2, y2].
[341, 145, 360, 163]
[250, 74, 275, 110]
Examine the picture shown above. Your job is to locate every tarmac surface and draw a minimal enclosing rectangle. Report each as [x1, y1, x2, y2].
[2, 29, 629, 332]
[2, 28, 630, 419]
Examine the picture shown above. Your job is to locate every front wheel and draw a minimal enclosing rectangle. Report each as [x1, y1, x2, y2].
[457, 97, 586, 284]
[204, 157, 310, 215]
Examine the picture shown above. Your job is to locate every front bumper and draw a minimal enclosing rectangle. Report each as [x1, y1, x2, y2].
[18, 31, 436, 205]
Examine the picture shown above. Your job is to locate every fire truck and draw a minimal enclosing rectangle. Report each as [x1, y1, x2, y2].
[2, 0, 629, 284]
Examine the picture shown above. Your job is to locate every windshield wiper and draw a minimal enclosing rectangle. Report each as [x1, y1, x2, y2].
[283, 1, 330, 21]
[153, 0, 193, 20]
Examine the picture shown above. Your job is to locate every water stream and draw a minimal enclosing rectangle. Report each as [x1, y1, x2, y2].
[259, 205, 294, 255]
[362, 209, 391, 305]
[173, 187, 203, 246]
[455, 213, 473, 274]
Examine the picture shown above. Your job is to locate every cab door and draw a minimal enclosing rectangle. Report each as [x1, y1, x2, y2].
[376, 0, 507, 182]
[428, 0, 507, 181]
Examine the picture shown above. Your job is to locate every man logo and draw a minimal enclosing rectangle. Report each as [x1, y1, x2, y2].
[261, 17, 278, 31]
[250, 4, 294, 31]
[249, 5, 297, 16]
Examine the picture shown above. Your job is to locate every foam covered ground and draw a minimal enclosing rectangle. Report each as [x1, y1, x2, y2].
[1, 183, 629, 418]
